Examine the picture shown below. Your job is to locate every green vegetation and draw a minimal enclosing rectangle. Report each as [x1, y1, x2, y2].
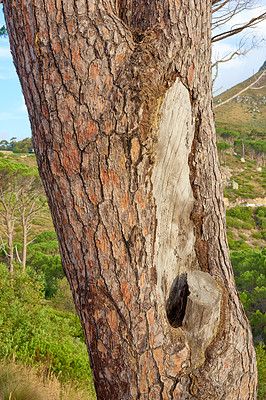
[226, 206, 266, 397]
[0, 26, 7, 38]
[214, 77, 266, 397]
[0, 153, 95, 398]
[257, 343, 266, 399]
[0, 137, 33, 153]
[26, 231, 64, 298]
[0, 263, 95, 398]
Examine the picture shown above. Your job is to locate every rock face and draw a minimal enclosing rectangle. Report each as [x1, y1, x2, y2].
[259, 60, 266, 72]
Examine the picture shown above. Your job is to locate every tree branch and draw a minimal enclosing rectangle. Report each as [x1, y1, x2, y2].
[212, 12, 266, 42]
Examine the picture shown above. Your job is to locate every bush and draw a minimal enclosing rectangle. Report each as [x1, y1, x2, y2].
[226, 216, 243, 229]
[251, 232, 263, 239]
[257, 217, 266, 230]
[250, 311, 266, 344]
[0, 264, 94, 391]
[227, 206, 254, 221]
[26, 231, 64, 298]
[50, 277, 76, 314]
[228, 238, 250, 250]
[256, 343, 266, 399]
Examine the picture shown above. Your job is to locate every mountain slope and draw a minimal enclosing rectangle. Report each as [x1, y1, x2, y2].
[214, 65, 266, 132]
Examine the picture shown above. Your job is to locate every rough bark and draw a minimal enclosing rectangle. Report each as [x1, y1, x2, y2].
[3, 0, 257, 399]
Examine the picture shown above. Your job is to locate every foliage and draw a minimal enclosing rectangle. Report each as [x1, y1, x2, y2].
[217, 141, 232, 151]
[0, 26, 7, 37]
[256, 343, 266, 399]
[227, 206, 253, 221]
[0, 157, 45, 271]
[50, 277, 76, 314]
[0, 263, 95, 393]
[0, 157, 37, 178]
[26, 231, 64, 298]
[0, 137, 33, 153]
[231, 248, 266, 343]
[255, 207, 266, 230]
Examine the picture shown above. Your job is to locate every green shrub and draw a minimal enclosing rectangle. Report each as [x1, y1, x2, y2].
[257, 217, 266, 230]
[226, 216, 243, 229]
[249, 311, 266, 344]
[242, 221, 255, 230]
[50, 277, 76, 314]
[227, 229, 235, 239]
[26, 231, 63, 298]
[0, 264, 94, 390]
[255, 207, 266, 218]
[227, 206, 253, 221]
[256, 343, 266, 399]
[228, 238, 250, 250]
[251, 232, 263, 239]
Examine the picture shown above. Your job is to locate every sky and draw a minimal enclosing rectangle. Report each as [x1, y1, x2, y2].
[0, 3, 265, 142]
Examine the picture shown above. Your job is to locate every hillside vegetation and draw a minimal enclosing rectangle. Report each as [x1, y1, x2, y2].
[214, 64, 265, 398]
[214, 68, 266, 131]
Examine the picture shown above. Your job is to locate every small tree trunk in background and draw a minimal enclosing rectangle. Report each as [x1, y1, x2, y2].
[6, 218, 14, 274]
[4, 0, 257, 398]
[242, 140, 245, 159]
[21, 214, 27, 272]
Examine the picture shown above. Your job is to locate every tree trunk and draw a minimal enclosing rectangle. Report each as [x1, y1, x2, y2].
[3, 1, 257, 398]
[22, 214, 27, 272]
[242, 140, 245, 159]
[6, 217, 14, 274]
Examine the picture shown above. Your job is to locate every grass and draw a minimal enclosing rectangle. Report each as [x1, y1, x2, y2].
[0, 359, 95, 400]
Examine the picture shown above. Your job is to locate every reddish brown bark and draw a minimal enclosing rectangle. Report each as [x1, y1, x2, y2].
[3, 0, 257, 398]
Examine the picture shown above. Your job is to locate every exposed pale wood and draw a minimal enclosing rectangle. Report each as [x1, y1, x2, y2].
[152, 78, 197, 304]
[183, 270, 222, 368]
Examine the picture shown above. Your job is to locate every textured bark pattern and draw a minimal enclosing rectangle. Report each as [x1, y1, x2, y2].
[3, 0, 257, 398]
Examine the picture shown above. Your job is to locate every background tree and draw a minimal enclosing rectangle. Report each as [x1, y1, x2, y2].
[3, 1, 257, 399]
[217, 141, 232, 164]
[0, 159, 28, 272]
[0, 158, 45, 272]
[19, 176, 47, 271]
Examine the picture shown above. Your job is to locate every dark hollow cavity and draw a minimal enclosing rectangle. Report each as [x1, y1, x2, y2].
[166, 273, 190, 328]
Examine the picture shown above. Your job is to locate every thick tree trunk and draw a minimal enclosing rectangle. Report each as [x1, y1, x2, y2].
[3, 0, 257, 398]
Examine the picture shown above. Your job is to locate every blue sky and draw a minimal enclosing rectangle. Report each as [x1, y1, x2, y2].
[0, 4, 265, 142]
[0, 7, 31, 142]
